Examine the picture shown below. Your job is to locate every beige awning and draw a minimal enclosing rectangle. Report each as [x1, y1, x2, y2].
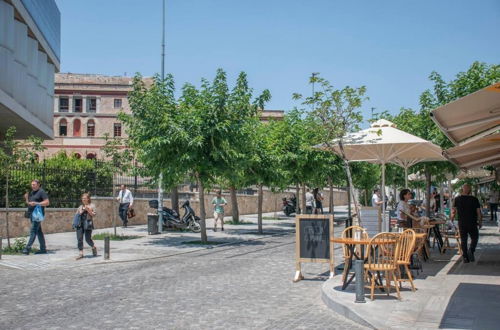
[430, 82, 500, 146]
[444, 131, 500, 169]
[431, 83, 500, 145]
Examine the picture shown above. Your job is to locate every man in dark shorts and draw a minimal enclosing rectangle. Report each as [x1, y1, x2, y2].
[23, 180, 50, 255]
[450, 184, 482, 263]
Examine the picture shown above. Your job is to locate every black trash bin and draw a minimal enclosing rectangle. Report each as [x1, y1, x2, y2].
[147, 214, 159, 235]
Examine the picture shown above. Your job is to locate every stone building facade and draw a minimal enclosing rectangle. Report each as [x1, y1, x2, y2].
[42, 73, 137, 159]
[40, 73, 284, 159]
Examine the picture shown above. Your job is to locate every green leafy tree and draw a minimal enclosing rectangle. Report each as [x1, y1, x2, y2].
[0, 126, 45, 247]
[122, 73, 190, 236]
[244, 119, 287, 233]
[294, 74, 367, 220]
[351, 162, 381, 206]
[175, 69, 272, 242]
[216, 72, 271, 224]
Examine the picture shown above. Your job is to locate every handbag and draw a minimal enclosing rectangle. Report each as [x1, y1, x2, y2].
[32, 205, 45, 222]
[83, 218, 94, 231]
[127, 207, 136, 219]
[80, 211, 94, 231]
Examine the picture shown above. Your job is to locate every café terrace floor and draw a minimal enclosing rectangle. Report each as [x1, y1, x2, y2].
[322, 219, 500, 330]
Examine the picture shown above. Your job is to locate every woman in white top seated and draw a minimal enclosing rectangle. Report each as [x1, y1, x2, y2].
[397, 189, 412, 228]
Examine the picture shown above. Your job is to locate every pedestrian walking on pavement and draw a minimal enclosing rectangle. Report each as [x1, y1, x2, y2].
[22, 180, 49, 255]
[487, 185, 499, 223]
[451, 184, 482, 263]
[313, 188, 324, 214]
[371, 189, 383, 209]
[116, 184, 133, 228]
[74, 193, 97, 260]
[212, 190, 227, 232]
[305, 188, 315, 214]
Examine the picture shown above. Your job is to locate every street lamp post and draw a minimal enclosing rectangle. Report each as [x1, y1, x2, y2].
[157, 0, 166, 233]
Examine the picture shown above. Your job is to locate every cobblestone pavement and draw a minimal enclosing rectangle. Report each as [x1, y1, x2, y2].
[0, 233, 366, 330]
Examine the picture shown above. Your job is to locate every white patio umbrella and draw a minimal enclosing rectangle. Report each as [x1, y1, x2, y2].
[316, 119, 446, 231]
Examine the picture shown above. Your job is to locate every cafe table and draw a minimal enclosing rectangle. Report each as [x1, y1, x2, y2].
[331, 236, 397, 290]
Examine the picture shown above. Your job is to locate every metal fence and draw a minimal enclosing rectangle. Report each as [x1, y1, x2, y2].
[0, 161, 156, 208]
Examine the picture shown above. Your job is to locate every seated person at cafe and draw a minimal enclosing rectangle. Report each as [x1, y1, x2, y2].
[397, 189, 412, 228]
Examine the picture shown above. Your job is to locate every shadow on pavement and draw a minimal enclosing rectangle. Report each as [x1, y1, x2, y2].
[439, 283, 500, 330]
[141, 236, 268, 249]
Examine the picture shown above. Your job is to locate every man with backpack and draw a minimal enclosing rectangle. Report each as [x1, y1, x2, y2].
[22, 179, 50, 255]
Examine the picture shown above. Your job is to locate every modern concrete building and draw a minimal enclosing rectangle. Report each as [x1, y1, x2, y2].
[0, 0, 60, 139]
[41, 73, 284, 160]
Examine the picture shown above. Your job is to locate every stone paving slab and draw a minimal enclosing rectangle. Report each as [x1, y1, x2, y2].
[321, 220, 500, 330]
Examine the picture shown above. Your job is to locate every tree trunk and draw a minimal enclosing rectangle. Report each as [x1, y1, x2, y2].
[343, 159, 359, 225]
[425, 166, 431, 217]
[337, 140, 359, 224]
[171, 186, 179, 215]
[257, 184, 263, 234]
[295, 183, 300, 214]
[364, 189, 368, 206]
[328, 176, 334, 214]
[5, 172, 11, 248]
[230, 186, 239, 223]
[198, 178, 208, 243]
[301, 182, 306, 214]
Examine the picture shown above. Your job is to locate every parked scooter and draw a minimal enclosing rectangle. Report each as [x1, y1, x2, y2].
[150, 199, 201, 233]
[282, 195, 299, 217]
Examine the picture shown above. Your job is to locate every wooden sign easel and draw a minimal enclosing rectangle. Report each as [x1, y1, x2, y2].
[294, 214, 334, 282]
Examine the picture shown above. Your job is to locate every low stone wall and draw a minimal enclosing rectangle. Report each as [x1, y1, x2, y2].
[0, 189, 347, 238]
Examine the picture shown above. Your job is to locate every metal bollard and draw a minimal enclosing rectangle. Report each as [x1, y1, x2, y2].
[104, 236, 110, 260]
[354, 260, 366, 303]
[0, 236, 2, 260]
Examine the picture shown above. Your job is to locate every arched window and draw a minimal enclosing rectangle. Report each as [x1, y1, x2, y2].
[59, 119, 67, 136]
[87, 120, 95, 137]
[73, 119, 81, 137]
[74, 153, 81, 159]
[86, 153, 96, 159]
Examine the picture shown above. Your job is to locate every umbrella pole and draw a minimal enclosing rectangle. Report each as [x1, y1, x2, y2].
[405, 166, 409, 189]
[382, 163, 387, 232]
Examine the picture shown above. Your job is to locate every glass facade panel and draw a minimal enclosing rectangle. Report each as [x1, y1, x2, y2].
[20, 0, 60, 61]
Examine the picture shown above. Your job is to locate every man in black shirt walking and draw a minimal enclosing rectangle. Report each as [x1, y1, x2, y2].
[22, 180, 50, 255]
[451, 184, 482, 263]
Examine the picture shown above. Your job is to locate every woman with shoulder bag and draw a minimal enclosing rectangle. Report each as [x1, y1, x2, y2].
[75, 193, 97, 260]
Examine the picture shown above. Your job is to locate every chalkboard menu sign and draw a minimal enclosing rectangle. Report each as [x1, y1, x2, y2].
[294, 214, 334, 282]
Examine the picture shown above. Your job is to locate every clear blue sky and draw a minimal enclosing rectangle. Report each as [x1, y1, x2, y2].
[55, 0, 499, 125]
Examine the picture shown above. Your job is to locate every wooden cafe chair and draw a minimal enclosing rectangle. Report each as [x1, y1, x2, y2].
[394, 229, 417, 292]
[364, 232, 400, 301]
[341, 226, 369, 283]
[441, 223, 462, 256]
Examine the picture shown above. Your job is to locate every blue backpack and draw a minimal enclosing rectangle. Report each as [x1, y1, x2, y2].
[32, 205, 45, 222]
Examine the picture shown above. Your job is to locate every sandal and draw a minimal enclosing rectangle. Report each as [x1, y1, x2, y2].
[92, 246, 97, 257]
[75, 255, 84, 260]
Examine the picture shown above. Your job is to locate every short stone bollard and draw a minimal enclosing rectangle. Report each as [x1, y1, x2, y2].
[104, 237, 110, 260]
[354, 259, 366, 303]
